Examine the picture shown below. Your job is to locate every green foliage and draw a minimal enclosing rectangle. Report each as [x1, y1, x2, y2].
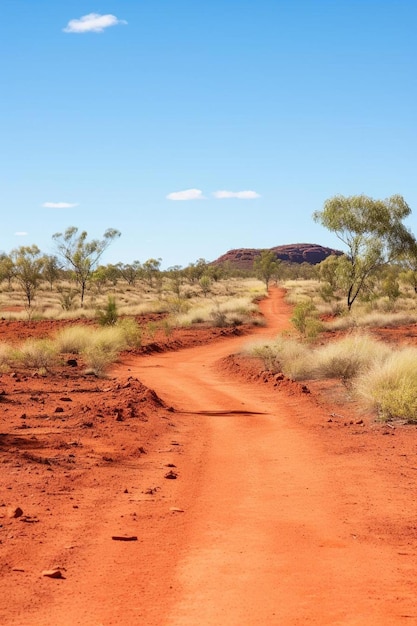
[142, 258, 162, 287]
[116, 318, 143, 348]
[96, 296, 118, 326]
[253, 250, 280, 287]
[199, 274, 212, 296]
[53, 226, 121, 306]
[117, 260, 141, 286]
[58, 288, 77, 311]
[11, 245, 45, 309]
[291, 301, 322, 339]
[0, 253, 16, 288]
[313, 194, 415, 309]
[42, 255, 61, 290]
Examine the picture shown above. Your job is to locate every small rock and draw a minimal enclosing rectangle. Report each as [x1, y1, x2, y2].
[170, 507, 184, 513]
[111, 535, 138, 542]
[42, 569, 64, 579]
[67, 359, 78, 367]
[9, 507, 23, 519]
[165, 470, 178, 480]
[54, 407, 64, 413]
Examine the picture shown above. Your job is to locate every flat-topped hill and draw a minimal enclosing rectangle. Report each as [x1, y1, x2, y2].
[212, 243, 343, 270]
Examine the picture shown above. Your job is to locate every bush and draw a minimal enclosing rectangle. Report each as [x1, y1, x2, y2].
[291, 301, 322, 339]
[245, 336, 313, 380]
[354, 348, 417, 421]
[313, 333, 390, 382]
[54, 325, 93, 354]
[96, 296, 118, 326]
[0, 342, 13, 371]
[116, 318, 143, 348]
[16, 339, 58, 371]
[82, 344, 119, 377]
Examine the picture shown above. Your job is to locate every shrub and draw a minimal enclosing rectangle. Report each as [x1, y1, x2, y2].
[291, 301, 322, 339]
[82, 344, 119, 377]
[313, 333, 390, 382]
[16, 338, 58, 370]
[54, 326, 93, 354]
[81, 327, 126, 376]
[0, 342, 13, 371]
[96, 296, 118, 326]
[354, 348, 417, 421]
[245, 336, 313, 380]
[116, 318, 143, 348]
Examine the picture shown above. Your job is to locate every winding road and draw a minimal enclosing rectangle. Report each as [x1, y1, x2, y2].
[20, 288, 417, 625]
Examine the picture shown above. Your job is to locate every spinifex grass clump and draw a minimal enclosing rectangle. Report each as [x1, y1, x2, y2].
[16, 338, 58, 371]
[312, 332, 391, 383]
[0, 342, 13, 372]
[54, 325, 93, 353]
[245, 336, 313, 380]
[354, 348, 417, 421]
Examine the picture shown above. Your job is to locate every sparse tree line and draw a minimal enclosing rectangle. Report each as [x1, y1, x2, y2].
[0, 226, 247, 313]
[2, 194, 417, 315]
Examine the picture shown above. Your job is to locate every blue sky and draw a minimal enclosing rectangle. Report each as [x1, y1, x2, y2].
[1, 1, 417, 268]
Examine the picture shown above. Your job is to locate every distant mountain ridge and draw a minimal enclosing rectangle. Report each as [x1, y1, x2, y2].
[212, 243, 343, 269]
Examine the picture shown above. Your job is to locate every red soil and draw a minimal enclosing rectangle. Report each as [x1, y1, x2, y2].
[1, 288, 417, 625]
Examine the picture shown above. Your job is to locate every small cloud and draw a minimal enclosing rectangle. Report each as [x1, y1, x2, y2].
[63, 13, 127, 34]
[213, 190, 261, 199]
[15, 232, 28, 237]
[42, 202, 78, 209]
[166, 189, 206, 201]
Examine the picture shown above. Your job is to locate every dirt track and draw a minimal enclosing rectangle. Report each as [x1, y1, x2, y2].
[2, 288, 417, 625]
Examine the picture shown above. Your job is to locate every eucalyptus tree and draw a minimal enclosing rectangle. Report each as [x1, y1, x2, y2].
[313, 194, 415, 309]
[253, 250, 281, 288]
[42, 254, 62, 290]
[53, 226, 121, 306]
[11, 245, 45, 308]
[0, 253, 16, 288]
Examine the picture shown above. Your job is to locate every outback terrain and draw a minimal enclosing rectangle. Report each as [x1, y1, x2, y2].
[1, 288, 417, 625]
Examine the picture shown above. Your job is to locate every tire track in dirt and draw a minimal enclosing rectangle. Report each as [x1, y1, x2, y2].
[112, 288, 417, 625]
[17, 288, 417, 625]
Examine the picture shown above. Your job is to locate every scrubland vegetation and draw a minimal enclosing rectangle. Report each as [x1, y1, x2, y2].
[3, 192, 417, 420]
[0, 250, 267, 376]
[246, 263, 417, 423]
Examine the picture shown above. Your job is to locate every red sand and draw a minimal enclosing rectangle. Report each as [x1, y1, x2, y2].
[1, 288, 417, 625]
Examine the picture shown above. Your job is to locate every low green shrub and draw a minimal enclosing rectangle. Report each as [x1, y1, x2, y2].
[96, 296, 118, 326]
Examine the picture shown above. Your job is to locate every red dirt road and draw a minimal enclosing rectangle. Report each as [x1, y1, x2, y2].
[2, 288, 417, 625]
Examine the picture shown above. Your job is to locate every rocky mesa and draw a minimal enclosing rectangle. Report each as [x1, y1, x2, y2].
[212, 243, 343, 270]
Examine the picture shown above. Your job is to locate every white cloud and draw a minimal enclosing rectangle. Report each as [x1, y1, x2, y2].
[213, 190, 261, 199]
[166, 188, 206, 201]
[63, 13, 127, 34]
[42, 202, 78, 209]
[15, 232, 28, 237]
